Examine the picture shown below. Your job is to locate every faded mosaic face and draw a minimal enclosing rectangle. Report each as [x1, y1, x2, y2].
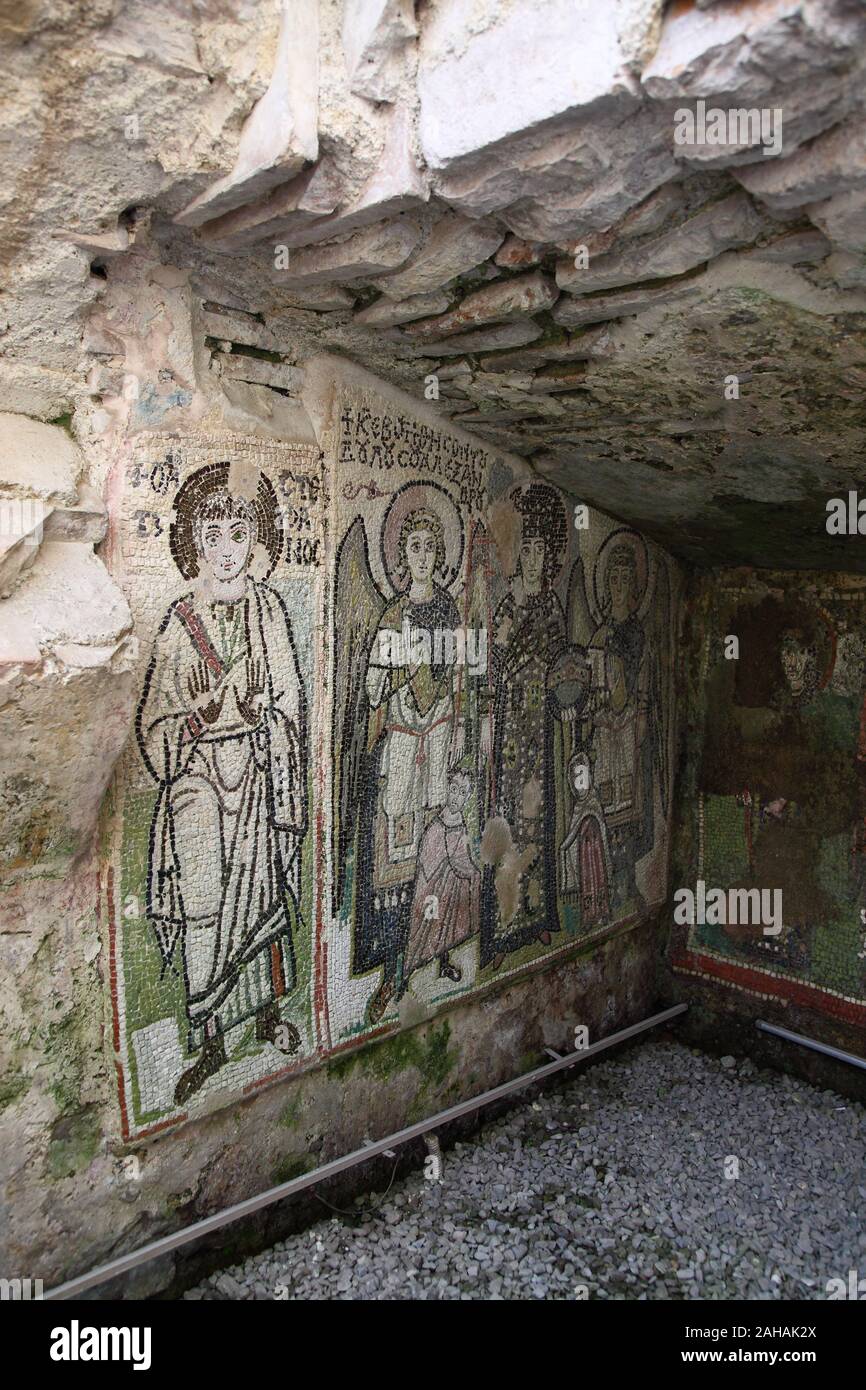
[446, 774, 472, 813]
[608, 560, 634, 617]
[519, 535, 545, 588]
[198, 514, 253, 582]
[405, 526, 437, 585]
[781, 639, 810, 695]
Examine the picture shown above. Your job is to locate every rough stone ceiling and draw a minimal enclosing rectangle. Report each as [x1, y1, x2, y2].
[2, 0, 866, 570]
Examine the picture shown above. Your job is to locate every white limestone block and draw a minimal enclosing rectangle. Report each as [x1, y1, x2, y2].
[0, 538, 136, 876]
[0, 498, 50, 600]
[371, 213, 505, 299]
[555, 192, 765, 293]
[175, 0, 319, 227]
[0, 413, 83, 505]
[642, 0, 866, 165]
[342, 0, 417, 103]
[262, 104, 430, 251]
[418, 0, 641, 171]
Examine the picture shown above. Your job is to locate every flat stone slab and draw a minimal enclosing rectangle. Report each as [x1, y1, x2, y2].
[200, 306, 284, 352]
[553, 277, 704, 327]
[213, 352, 305, 393]
[272, 218, 422, 286]
[735, 113, 866, 210]
[478, 325, 614, 370]
[415, 320, 544, 357]
[556, 193, 764, 293]
[402, 271, 558, 340]
[372, 214, 504, 299]
[0, 413, 83, 505]
[353, 290, 452, 328]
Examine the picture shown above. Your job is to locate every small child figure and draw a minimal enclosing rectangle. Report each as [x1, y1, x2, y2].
[559, 751, 612, 926]
[400, 770, 481, 994]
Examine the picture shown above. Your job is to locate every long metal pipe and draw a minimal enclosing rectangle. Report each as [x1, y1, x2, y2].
[756, 1018, 866, 1071]
[44, 1002, 687, 1300]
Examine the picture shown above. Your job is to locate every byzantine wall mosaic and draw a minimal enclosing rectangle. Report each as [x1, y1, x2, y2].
[105, 399, 679, 1139]
[104, 432, 326, 1139]
[671, 572, 866, 1028]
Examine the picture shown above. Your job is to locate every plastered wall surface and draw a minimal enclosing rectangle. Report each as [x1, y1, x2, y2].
[669, 569, 866, 1054]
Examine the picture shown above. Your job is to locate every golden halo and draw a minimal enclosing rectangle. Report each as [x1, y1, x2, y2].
[381, 481, 464, 593]
[593, 527, 649, 620]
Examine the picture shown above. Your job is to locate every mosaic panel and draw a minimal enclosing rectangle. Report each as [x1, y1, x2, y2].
[671, 578, 866, 1026]
[106, 398, 679, 1138]
[324, 388, 678, 1050]
[106, 434, 325, 1137]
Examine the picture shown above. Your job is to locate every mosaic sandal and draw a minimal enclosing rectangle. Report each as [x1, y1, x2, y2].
[174, 1034, 227, 1107]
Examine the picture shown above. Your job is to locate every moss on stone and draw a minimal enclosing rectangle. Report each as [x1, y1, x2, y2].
[519, 1050, 543, 1073]
[47, 1106, 100, 1179]
[278, 1095, 302, 1129]
[41, 983, 99, 1119]
[272, 1152, 314, 1185]
[326, 1048, 363, 1084]
[327, 1020, 458, 1097]
[0, 1072, 30, 1114]
[367, 1020, 456, 1088]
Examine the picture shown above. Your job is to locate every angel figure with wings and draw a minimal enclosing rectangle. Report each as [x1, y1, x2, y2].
[332, 482, 472, 1025]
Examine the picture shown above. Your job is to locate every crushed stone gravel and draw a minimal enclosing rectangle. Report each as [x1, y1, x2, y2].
[186, 1039, 865, 1301]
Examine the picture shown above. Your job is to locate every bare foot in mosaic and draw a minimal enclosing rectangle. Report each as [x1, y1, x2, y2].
[174, 1034, 227, 1107]
[367, 978, 395, 1025]
[255, 1003, 300, 1052]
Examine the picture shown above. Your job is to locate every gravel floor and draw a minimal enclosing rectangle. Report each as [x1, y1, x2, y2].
[186, 1039, 865, 1300]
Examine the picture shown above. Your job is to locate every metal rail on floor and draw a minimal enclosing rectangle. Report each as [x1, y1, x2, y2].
[756, 1019, 866, 1072]
[44, 1002, 687, 1300]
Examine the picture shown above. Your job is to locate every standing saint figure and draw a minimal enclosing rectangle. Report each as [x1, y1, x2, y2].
[137, 462, 308, 1107]
[586, 533, 654, 909]
[358, 497, 465, 1022]
[559, 751, 611, 926]
[481, 482, 568, 970]
[399, 768, 481, 997]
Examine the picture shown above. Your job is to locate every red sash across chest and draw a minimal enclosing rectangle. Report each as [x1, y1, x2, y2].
[176, 599, 228, 740]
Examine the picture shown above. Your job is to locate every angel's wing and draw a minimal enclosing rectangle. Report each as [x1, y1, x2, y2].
[566, 552, 593, 648]
[331, 517, 385, 916]
[648, 555, 672, 819]
[462, 520, 496, 676]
